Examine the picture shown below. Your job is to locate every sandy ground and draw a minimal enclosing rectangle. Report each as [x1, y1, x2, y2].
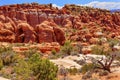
[0, 77, 9, 80]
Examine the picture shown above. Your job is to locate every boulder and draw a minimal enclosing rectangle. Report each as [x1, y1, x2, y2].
[0, 29, 15, 42]
[36, 21, 65, 45]
[0, 15, 6, 22]
[85, 33, 92, 41]
[62, 18, 72, 28]
[16, 22, 36, 43]
[36, 21, 56, 43]
[0, 21, 4, 28]
[93, 32, 104, 38]
[53, 26, 65, 45]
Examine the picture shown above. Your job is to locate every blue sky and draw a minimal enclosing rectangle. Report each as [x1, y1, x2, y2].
[0, 0, 120, 9]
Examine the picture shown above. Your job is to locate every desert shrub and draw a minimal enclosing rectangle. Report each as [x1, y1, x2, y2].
[108, 38, 119, 48]
[13, 53, 40, 80]
[0, 59, 3, 70]
[58, 65, 68, 76]
[48, 53, 62, 59]
[90, 53, 116, 73]
[49, 52, 66, 59]
[70, 45, 81, 56]
[28, 53, 41, 69]
[61, 40, 73, 55]
[23, 47, 40, 58]
[29, 53, 58, 80]
[0, 67, 12, 79]
[0, 48, 58, 80]
[76, 43, 83, 54]
[91, 45, 110, 55]
[113, 51, 120, 63]
[80, 63, 95, 74]
[0, 45, 12, 53]
[13, 59, 32, 80]
[68, 67, 78, 75]
[0, 47, 6, 53]
[108, 38, 119, 45]
[82, 71, 92, 80]
[33, 59, 58, 80]
[0, 51, 18, 66]
[51, 49, 57, 55]
[13, 43, 25, 47]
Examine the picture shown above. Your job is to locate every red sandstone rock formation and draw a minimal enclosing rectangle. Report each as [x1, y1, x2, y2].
[38, 42, 60, 53]
[12, 42, 60, 54]
[16, 22, 36, 43]
[36, 21, 65, 45]
[0, 3, 120, 46]
[36, 21, 56, 43]
[0, 29, 15, 42]
[53, 26, 65, 45]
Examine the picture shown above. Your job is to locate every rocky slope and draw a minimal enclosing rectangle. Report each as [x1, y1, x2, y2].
[0, 3, 120, 49]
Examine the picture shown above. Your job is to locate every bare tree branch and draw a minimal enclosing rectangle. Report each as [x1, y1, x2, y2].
[94, 54, 116, 72]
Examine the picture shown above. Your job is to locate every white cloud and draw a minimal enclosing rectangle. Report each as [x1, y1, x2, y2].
[83, 1, 120, 10]
[52, 1, 120, 10]
[52, 4, 62, 9]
